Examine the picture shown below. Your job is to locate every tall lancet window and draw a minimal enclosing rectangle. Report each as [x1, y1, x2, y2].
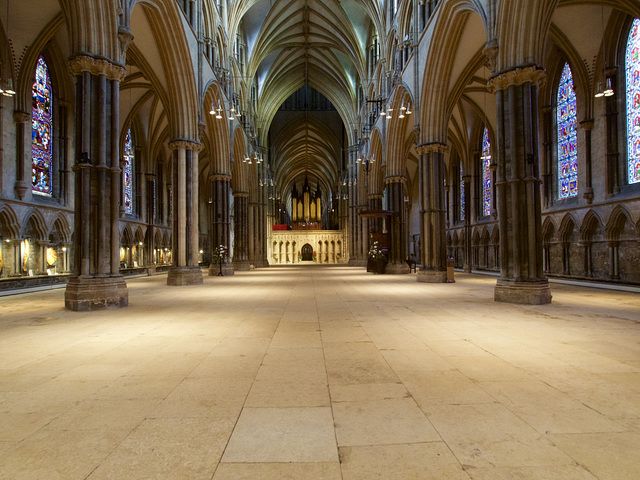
[32, 56, 53, 196]
[626, 18, 640, 184]
[123, 129, 134, 214]
[459, 163, 465, 222]
[557, 62, 578, 199]
[481, 127, 492, 216]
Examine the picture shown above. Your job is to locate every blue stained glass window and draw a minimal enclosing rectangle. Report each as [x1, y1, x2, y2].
[31, 56, 53, 196]
[123, 129, 134, 214]
[626, 18, 640, 185]
[482, 127, 492, 216]
[557, 62, 578, 199]
[460, 163, 465, 222]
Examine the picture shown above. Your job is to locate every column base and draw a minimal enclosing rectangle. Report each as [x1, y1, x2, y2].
[65, 275, 128, 311]
[348, 258, 367, 267]
[167, 266, 203, 286]
[494, 279, 552, 305]
[254, 259, 270, 268]
[417, 269, 448, 283]
[233, 260, 251, 271]
[385, 262, 410, 274]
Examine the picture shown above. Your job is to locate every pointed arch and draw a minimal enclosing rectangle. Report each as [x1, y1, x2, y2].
[542, 216, 557, 244]
[0, 205, 21, 239]
[559, 213, 578, 243]
[51, 214, 72, 243]
[580, 209, 603, 243]
[121, 224, 134, 245]
[606, 205, 632, 241]
[23, 209, 48, 241]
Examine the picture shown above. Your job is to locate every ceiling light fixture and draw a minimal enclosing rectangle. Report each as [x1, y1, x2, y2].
[595, 2, 614, 98]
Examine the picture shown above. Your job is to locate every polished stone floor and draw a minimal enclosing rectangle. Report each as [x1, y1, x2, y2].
[1, 266, 639, 480]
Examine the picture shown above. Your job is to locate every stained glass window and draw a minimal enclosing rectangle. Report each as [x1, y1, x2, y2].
[32, 56, 53, 196]
[459, 163, 465, 222]
[557, 62, 578, 199]
[626, 18, 640, 185]
[123, 129, 134, 214]
[482, 127, 492, 216]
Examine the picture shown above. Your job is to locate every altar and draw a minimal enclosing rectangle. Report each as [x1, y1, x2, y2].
[269, 230, 346, 264]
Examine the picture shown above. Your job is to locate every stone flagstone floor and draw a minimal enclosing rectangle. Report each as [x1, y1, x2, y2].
[0, 265, 639, 479]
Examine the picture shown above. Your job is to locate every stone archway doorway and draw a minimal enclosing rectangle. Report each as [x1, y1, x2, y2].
[301, 243, 313, 261]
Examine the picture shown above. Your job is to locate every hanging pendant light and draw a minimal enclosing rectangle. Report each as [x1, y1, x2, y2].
[595, 2, 614, 98]
[603, 77, 614, 97]
[2, 0, 15, 96]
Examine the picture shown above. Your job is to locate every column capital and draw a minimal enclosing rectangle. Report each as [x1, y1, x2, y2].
[69, 54, 126, 81]
[482, 40, 499, 73]
[368, 193, 383, 200]
[233, 191, 249, 198]
[210, 173, 232, 182]
[168, 139, 203, 152]
[384, 175, 407, 185]
[117, 26, 135, 52]
[580, 119, 594, 131]
[487, 65, 546, 93]
[416, 142, 448, 155]
[13, 111, 30, 123]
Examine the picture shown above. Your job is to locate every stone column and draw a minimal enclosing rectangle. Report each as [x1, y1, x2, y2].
[233, 192, 250, 271]
[167, 139, 203, 286]
[348, 182, 365, 266]
[385, 176, 410, 274]
[258, 188, 269, 267]
[248, 199, 257, 266]
[13, 111, 30, 201]
[368, 194, 383, 233]
[145, 173, 156, 274]
[417, 143, 448, 283]
[581, 120, 594, 204]
[488, 66, 551, 304]
[208, 174, 234, 275]
[463, 173, 472, 273]
[38, 241, 48, 274]
[64, 55, 128, 310]
[540, 106, 553, 208]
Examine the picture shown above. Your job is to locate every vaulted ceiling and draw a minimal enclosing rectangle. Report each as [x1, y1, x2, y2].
[234, 0, 378, 200]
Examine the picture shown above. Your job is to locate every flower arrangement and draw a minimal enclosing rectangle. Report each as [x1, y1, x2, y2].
[213, 244, 227, 264]
[312, 251, 317, 261]
[368, 241, 384, 261]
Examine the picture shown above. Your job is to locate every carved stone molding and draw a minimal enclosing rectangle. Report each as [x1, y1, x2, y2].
[580, 120, 594, 131]
[487, 65, 546, 93]
[117, 26, 135, 52]
[168, 139, 203, 152]
[482, 40, 499, 73]
[416, 142, 448, 155]
[210, 173, 232, 182]
[69, 54, 126, 82]
[384, 175, 407, 185]
[13, 111, 30, 123]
